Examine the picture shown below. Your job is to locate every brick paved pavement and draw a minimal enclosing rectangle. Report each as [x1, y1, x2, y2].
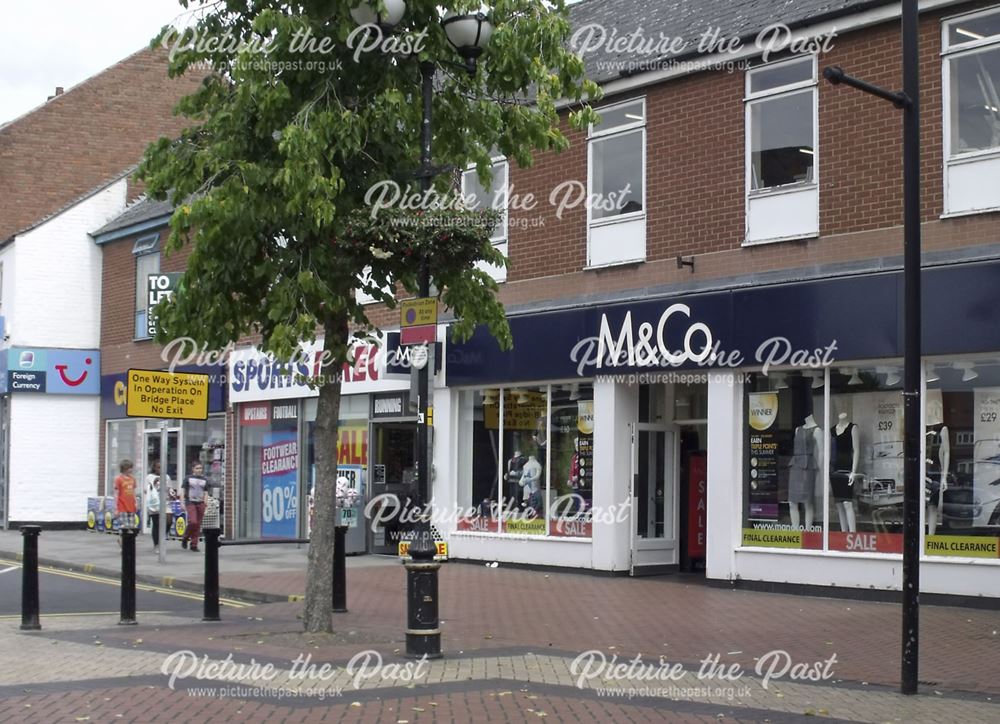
[2, 556, 1000, 722]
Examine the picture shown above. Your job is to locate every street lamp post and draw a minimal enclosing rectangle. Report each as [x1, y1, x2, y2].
[351, 1, 493, 659]
[823, 0, 922, 696]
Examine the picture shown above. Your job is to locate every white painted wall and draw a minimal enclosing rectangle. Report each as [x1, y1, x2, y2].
[448, 532, 594, 567]
[8, 393, 100, 521]
[0, 244, 15, 339]
[732, 550, 1000, 598]
[706, 373, 742, 582]
[3, 177, 126, 523]
[10, 178, 125, 348]
[591, 380, 635, 572]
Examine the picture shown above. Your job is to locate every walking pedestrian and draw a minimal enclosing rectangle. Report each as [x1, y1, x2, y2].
[113, 459, 138, 546]
[182, 461, 208, 552]
[147, 471, 161, 554]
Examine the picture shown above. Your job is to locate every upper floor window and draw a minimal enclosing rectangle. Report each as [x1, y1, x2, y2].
[356, 266, 394, 305]
[587, 98, 646, 267]
[943, 6, 1000, 215]
[945, 7, 1000, 155]
[744, 56, 819, 243]
[747, 56, 815, 191]
[462, 155, 509, 283]
[133, 234, 160, 340]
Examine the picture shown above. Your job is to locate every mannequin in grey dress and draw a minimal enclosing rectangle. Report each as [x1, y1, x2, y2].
[788, 414, 822, 530]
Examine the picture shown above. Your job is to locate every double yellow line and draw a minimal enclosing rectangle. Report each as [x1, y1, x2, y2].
[0, 559, 252, 609]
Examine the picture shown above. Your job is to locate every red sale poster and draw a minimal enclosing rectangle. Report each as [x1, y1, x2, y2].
[688, 454, 707, 558]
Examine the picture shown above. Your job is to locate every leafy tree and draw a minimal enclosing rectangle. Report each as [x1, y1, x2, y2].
[139, 0, 599, 632]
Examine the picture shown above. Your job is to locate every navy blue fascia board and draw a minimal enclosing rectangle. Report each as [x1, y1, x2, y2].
[445, 259, 1000, 386]
[92, 215, 171, 245]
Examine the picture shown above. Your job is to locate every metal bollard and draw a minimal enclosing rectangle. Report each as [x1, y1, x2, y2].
[404, 520, 441, 659]
[333, 526, 347, 613]
[203, 528, 221, 622]
[119, 527, 138, 625]
[20, 525, 42, 631]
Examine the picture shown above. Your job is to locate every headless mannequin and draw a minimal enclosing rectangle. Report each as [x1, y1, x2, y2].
[926, 425, 950, 535]
[521, 455, 542, 503]
[789, 414, 823, 530]
[832, 413, 861, 533]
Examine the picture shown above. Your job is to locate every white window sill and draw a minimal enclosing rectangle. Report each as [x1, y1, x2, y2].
[450, 530, 593, 543]
[748, 181, 817, 199]
[590, 211, 646, 229]
[947, 147, 1000, 166]
[742, 232, 818, 247]
[736, 545, 1000, 564]
[940, 206, 1000, 220]
[583, 258, 645, 271]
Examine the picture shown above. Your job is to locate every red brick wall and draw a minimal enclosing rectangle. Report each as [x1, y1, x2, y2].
[0, 47, 204, 241]
[487, 5, 997, 297]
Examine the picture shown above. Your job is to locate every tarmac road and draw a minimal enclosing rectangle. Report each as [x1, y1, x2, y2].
[0, 558, 253, 619]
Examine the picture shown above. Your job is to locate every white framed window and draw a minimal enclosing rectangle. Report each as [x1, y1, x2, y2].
[744, 55, 819, 244]
[355, 266, 394, 306]
[133, 234, 160, 340]
[943, 5, 1000, 216]
[462, 155, 509, 283]
[587, 97, 646, 268]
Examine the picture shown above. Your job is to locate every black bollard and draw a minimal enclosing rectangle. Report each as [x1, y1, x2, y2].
[333, 525, 347, 613]
[404, 520, 441, 659]
[203, 528, 221, 622]
[119, 527, 138, 625]
[20, 525, 41, 631]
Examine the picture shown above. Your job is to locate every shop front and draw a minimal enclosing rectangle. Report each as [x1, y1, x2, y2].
[1, 347, 102, 526]
[101, 365, 227, 537]
[229, 332, 432, 551]
[443, 259, 1000, 599]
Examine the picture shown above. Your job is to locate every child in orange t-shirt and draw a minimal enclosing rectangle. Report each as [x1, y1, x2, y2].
[114, 459, 138, 531]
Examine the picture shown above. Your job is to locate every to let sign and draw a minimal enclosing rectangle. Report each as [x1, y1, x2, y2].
[147, 273, 182, 337]
[126, 369, 209, 420]
[400, 298, 437, 346]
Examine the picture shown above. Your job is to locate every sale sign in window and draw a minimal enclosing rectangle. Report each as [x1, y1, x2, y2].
[261, 430, 298, 538]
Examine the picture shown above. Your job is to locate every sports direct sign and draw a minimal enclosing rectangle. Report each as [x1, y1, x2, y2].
[228, 334, 414, 403]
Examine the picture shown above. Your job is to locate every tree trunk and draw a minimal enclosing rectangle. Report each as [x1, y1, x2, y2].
[303, 312, 349, 632]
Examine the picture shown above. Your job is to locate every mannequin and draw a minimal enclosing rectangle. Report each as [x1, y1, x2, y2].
[788, 414, 822, 530]
[567, 438, 582, 490]
[505, 450, 527, 502]
[925, 425, 950, 535]
[925, 394, 949, 535]
[830, 413, 860, 532]
[520, 455, 543, 513]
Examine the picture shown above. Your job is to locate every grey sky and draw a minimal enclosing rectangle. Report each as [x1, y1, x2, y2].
[0, 0, 189, 124]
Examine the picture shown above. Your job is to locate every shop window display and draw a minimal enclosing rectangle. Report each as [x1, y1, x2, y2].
[826, 366, 905, 554]
[456, 390, 501, 532]
[742, 370, 825, 549]
[239, 401, 299, 539]
[549, 384, 594, 537]
[457, 384, 594, 538]
[926, 359, 1000, 558]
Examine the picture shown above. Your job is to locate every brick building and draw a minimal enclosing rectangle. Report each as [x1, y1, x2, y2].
[441, 0, 1000, 600]
[0, 48, 203, 526]
[96, 1, 1000, 600]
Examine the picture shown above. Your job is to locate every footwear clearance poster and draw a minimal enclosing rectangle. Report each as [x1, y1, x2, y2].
[261, 430, 298, 538]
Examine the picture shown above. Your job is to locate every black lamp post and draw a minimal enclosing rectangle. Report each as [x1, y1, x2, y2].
[823, 0, 922, 696]
[351, 0, 493, 659]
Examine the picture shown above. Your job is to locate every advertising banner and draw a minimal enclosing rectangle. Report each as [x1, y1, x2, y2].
[747, 392, 779, 519]
[261, 430, 298, 538]
[687, 454, 707, 558]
